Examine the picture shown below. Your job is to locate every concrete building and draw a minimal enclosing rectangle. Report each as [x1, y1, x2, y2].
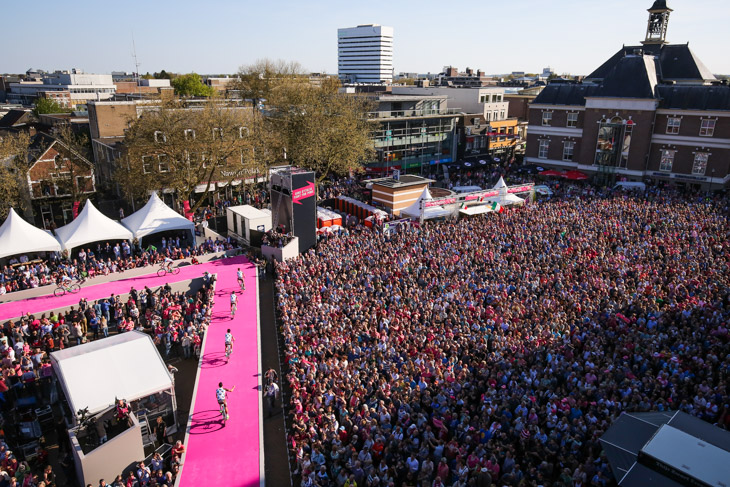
[434, 66, 495, 87]
[7, 70, 116, 108]
[364, 93, 461, 174]
[391, 86, 509, 122]
[338, 24, 394, 83]
[525, 1, 730, 190]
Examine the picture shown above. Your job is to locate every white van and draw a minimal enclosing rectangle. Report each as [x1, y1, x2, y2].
[453, 186, 483, 194]
[613, 182, 646, 191]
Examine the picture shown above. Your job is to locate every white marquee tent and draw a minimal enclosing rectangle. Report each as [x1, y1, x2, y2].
[0, 208, 62, 259]
[55, 201, 133, 253]
[122, 192, 195, 245]
[401, 188, 452, 220]
[493, 177, 525, 206]
[50, 331, 175, 418]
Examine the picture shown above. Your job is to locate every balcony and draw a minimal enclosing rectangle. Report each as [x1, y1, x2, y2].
[367, 108, 463, 120]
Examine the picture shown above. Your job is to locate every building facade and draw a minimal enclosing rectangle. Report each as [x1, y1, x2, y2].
[525, 1, 730, 189]
[7, 70, 116, 108]
[391, 86, 509, 122]
[365, 94, 460, 174]
[338, 25, 394, 83]
[25, 132, 96, 228]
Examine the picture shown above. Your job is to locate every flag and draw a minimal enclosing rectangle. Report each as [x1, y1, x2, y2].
[490, 202, 503, 213]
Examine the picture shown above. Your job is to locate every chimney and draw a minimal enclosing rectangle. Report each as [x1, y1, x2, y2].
[447, 67, 458, 77]
[477, 70, 484, 78]
[466, 67, 474, 76]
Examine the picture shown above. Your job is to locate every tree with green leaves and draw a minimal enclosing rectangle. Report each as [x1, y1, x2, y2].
[118, 99, 256, 213]
[171, 73, 215, 97]
[33, 98, 72, 116]
[233, 59, 305, 104]
[0, 132, 30, 219]
[265, 76, 375, 183]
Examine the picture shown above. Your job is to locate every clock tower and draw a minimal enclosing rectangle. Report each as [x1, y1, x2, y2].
[642, 0, 672, 45]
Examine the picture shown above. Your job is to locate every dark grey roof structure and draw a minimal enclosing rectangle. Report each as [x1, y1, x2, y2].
[587, 44, 715, 83]
[600, 411, 730, 487]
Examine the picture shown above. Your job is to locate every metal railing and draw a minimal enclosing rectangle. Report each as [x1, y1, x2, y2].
[367, 108, 463, 119]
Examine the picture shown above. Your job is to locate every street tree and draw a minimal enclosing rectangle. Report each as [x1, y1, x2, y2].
[33, 98, 72, 116]
[266, 76, 375, 183]
[171, 73, 215, 97]
[233, 59, 305, 104]
[0, 131, 30, 219]
[118, 99, 256, 213]
[48, 124, 95, 207]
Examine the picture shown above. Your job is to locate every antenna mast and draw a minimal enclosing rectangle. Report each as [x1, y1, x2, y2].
[132, 34, 141, 97]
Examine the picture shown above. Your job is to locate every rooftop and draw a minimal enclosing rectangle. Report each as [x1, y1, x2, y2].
[370, 175, 434, 188]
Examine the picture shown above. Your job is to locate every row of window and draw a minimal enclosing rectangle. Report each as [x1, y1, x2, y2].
[660, 150, 709, 175]
[538, 140, 574, 161]
[666, 117, 716, 136]
[541, 111, 719, 137]
[154, 127, 249, 142]
[542, 111, 579, 128]
[480, 94, 503, 103]
[538, 139, 712, 175]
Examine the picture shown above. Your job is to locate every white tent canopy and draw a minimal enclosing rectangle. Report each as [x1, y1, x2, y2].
[492, 177, 525, 206]
[401, 188, 452, 220]
[122, 192, 195, 244]
[0, 208, 62, 259]
[50, 331, 173, 417]
[55, 200, 133, 252]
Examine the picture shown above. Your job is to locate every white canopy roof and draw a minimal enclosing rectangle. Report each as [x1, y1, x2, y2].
[502, 193, 525, 206]
[55, 200, 133, 251]
[493, 176, 508, 190]
[492, 177, 524, 206]
[50, 331, 173, 416]
[0, 208, 62, 259]
[122, 192, 194, 240]
[401, 188, 452, 220]
[459, 205, 496, 216]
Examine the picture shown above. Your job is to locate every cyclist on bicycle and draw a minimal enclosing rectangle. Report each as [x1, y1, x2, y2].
[216, 382, 235, 420]
[229, 291, 237, 318]
[162, 257, 174, 273]
[224, 329, 235, 360]
[237, 268, 245, 291]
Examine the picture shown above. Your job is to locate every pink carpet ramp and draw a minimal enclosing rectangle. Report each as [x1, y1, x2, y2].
[0, 256, 264, 486]
[176, 257, 264, 487]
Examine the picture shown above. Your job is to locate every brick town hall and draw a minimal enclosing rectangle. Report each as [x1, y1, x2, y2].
[525, 1, 730, 190]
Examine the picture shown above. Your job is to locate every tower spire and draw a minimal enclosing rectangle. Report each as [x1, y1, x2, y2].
[642, 1, 672, 45]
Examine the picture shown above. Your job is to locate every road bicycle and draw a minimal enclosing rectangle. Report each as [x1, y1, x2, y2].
[157, 264, 181, 277]
[219, 401, 228, 425]
[54, 281, 81, 297]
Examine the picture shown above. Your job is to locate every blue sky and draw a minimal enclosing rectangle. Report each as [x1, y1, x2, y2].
[3, 0, 728, 76]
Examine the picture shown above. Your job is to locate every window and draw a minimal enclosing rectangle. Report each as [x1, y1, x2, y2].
[692, 152, 708, 175]
[184, 129, 196, 140]
[666, 117, 681, 134]
[659, 149, 675, 172]
[213, 127, 223, 139]
[563, 141, 575, 161]
[154, 131, 166, 143]
[567, 112, 579, 128]
[158, 155, 170, 172]
[480, 95, 488, 103]
[542, 111, 552, 126]
[699, 119, 715, 137]
[239, 126, 249, 138]
[142, 155, 153, 174]
[538, 139, 549, 159]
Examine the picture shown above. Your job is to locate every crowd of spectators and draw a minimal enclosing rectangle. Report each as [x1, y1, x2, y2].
[0, 274, 215, 486]
[276, 190, 730, 486]
[0, 236, 236, 296]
